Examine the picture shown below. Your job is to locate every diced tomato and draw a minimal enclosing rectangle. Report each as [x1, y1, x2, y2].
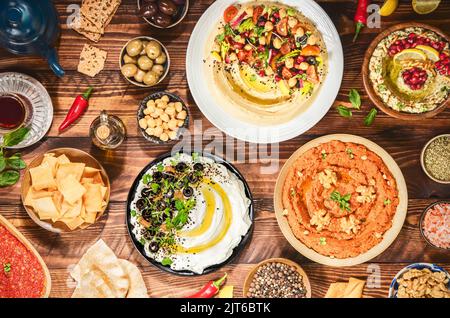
[270, 52, 282, 71]
[281, 66, 293, 79]
[232, 41, 244, 49]
[253, 6, 264, 24]
[306, 65, 319, 83]
[280, 42, 291, 55]
[237, 50, 247, 61]
[276, 18, 288, 36]
[224, 5, 238, 23]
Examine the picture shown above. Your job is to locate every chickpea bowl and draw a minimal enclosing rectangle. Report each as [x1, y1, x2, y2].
[137, 91, 189, 144]
[119, 36, 170, 87]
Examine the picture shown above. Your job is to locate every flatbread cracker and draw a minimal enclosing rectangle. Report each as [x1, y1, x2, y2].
[343, 277, 365, 298]
[74, 28, 102, 43]
[58, 174, 86, 205]
[29, 162, 57, 191]
[118, 260, 149, 298]
[69, 11, 104, 34]
[80, 0, 121, 30]
[77, 44, 107, 77]
[83, 183, 103, 213]
[33, 197, 59, 220]
[325, 282, 348, 298]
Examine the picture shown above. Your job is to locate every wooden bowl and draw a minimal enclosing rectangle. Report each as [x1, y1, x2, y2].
[119, 36, 170, 88]
[243, 258, 312, 298]
[420, 134, 450, 184]
[362, 22, 449, 120]
[21, 148, 111, 233]
[0, 214, 51, 297]
[273, 134, 408, 267]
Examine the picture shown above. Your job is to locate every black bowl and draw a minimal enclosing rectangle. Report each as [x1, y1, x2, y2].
[126, 151, 254, 276]
[137, 91, 190, 144]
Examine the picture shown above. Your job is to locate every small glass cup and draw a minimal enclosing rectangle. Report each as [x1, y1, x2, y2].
[0, 92, 33, 135]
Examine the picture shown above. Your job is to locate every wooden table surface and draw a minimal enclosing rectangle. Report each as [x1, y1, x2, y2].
[0, 0, 449, 298]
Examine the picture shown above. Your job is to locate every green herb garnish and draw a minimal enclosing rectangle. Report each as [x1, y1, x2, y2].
[156, 163, 164, 172]
[336, 105, 352, 118]
[161, 257, 173, 266]
[330, 191, 351, 211]
[384, 199, 391, 205]
[0, 127, 29, 187]
[142, 174, 152, 185]
[346, 148, 354, 159]
[130, 210, 137, 217]
[319, 237, 327, 246]
[3, 263, 11, 274]
[364, 108, 377, 126]
[349, 89, 361, 110]
[238, 18, 255, 33]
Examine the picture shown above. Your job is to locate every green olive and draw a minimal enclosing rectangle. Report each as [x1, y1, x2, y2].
[134, 69, 146, 83]
[137, 55, 154, 71]
[143, 71, 159, 86]
[123, 54, 137, 64]
[154, 52, 167, 65]
[151, 64, 165, 76]
[145, 41, 162, 59]
[126, 39, 143, 57]
[121, 63, 138, 78]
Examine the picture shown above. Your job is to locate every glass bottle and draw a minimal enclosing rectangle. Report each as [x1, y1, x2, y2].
[89, 110, 126, 150]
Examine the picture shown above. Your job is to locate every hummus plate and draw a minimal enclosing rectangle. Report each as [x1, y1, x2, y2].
[187, 0, 343, 143]
[274, 134, 408, 266]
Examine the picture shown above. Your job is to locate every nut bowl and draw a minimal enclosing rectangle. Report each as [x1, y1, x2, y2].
[119, 36, 170, 88]
[137, 91, 189, 144]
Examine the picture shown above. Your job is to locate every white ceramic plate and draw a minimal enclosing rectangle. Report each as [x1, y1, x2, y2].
[186, 0, 343, 143]
[0, 72, 53, 149]
[273, 134, 408, 266]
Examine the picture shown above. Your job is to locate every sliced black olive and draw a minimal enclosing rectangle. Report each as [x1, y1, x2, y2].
[306, 56, 317, 65]
[183, 186, 193, 198]
[142, 209, 152, 221]
[165, 189, 174, 199]
[149, 241, 160, 253]
[136, 199, 146, 211]
[188, 174, 198, 184]
[141, 187, 153, 197]
[156, 200, 167, 210]
[176, 162, 187, 172]
[153, 171, 163, 181]
[298, 35, 308, 45]
[193, 163, 204, 171]
[162, 173, 175, 182]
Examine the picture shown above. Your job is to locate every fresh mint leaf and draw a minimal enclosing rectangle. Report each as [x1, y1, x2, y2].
[6, 154, 25, 170]
[349, 89, 361, 109]
[3, 263, 11, 274]
[330, 190, 351, 212]
[364, 108, 377, 126]
[0, 170, 20, 187]
[142, 174, 152, 185]
[0, 154, 5, 172]
[336, 105, 352, 118]
[2, 127, 29, 148]
[156, 163, 164, 172]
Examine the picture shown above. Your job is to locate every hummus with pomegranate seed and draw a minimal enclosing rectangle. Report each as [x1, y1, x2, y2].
[204, 1, 327, 124]
[369, 27, 450, 114]
[281, 140, 399, 259]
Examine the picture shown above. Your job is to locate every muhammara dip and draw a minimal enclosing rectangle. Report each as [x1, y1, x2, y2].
[282, 140, 399, 259]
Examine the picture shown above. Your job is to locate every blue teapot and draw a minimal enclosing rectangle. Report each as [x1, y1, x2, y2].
[0, 0, 65, 77]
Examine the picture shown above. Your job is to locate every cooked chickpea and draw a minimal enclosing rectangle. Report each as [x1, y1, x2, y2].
[264, 21, 274, 32]
[265, 66, 274, 76]
[244, 44, 252, 51]
[229, 52, 237, 61]
[288, 77, 298, 88]
[245, 7, 253, 16]
[177, 120, 184, 127]
[177, 110, 187, 120]
[279, 8, 287, 18]
[161, 95, 170, 103]
[168, 130, 178, 140]
[145, 127, 154, 136]
[307, 35, 317, 46]
[168, 119, 178, 130]
[160, 133, 169, 142]
[273, 37, 282, 49]
[288, 17, 298, 29]
[295, 26, 305, 37]
[299, 62, 309, 70]
[174, 102, 183, 112]
[160, 113, 170, 122]
[285, 57, 294, 69]
[259, 36, 266, 46]
[165, 106, 175, 116]
[146, 118, 156, 128]
[153, 126, 163, 137]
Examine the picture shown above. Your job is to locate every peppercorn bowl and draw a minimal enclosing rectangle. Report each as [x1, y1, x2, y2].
[420, 134, 450, 184]
[137, 91, 190, 144]
[119, 36, 170, 88]
[243, 258, 312, 298]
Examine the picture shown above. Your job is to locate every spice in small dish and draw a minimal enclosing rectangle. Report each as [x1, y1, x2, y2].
[423, 135, 450, 182]
[247, 261, 307, 298]
[421, 202, 449, 249]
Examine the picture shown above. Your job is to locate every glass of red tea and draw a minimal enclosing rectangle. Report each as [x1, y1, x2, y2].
[0, 93, 33, 133]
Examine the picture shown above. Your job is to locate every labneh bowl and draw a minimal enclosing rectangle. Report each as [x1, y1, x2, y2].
[362, 22, 450, 120]
[21, 148, 111, 233]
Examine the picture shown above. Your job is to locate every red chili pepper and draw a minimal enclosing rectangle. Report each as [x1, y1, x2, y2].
[186, 273, 227, 298]
[59, 87, 93, 131]
[353, 0, 369, 42]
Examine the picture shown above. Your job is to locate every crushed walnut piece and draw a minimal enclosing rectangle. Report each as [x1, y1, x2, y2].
[397, 268, 450, 298]
[356, 185, 376, 204]
[340, 214, 361, 235]
[310, 209, 331, 232]
[318, 169, 337, 189]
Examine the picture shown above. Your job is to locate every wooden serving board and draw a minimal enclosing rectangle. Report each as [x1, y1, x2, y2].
[0, 214, 52, 298]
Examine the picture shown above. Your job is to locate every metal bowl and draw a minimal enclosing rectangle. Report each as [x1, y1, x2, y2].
[137, 0, 189, 29]
[420, 134, 450, 184]
[419, 200, 450, 250]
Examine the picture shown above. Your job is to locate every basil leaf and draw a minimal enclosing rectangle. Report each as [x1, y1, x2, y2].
[2, 127, 30, 148]
[364, 108, 378, 126]
[349, 89, 361, 110]
[0, 170, 20, 187]
[336, 105, 352, 118]
[0, 153, 5, 172]
[6, 154, 26, 170]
